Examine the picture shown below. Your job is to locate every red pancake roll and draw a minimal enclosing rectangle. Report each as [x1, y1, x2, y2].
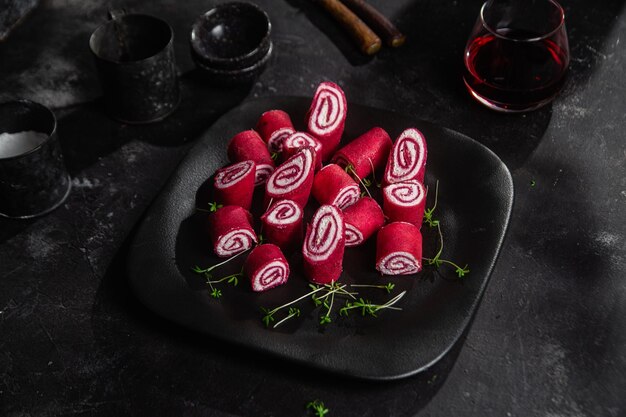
[244, 244, 290, 292]
[260, 199, 303, 254]
[343, 197, 385, 247]
[213, 160, 256, 210]
[383, 128, 428, 185]
[255, 110, 295, 153]
[227, 130, 275, 186]
[264, 147, 315, 208]
[207, 205, 258, 258]
[382, 180, 427, 227]
[302, 205, 345, 284]
[306, 81, 347, 161]
[311, 164, 360, 210]
[376, 222, 423, 275]
[331, 127, 392, 179]
[282, 131, 323, 170]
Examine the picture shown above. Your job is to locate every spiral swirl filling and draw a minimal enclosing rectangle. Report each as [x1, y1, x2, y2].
[267, 149, 313, 194]
[284, 132, 321, 153]
[265, 200, 302, 225]
[332, 185, 360, 210]
[215, 160, 254, 189]
[215, 229, 256, 257]
[304, 206, 344, 262]
[384, 180, 425, 207]
[345, 223, 363, 247]
[377, 252, 420, 275]
[388, 129, 426, 182]
[309, 86, 345, 135]
[268, 127, 294, 153]
[252, 260, 288, 291]
[255, 164, 275, 185]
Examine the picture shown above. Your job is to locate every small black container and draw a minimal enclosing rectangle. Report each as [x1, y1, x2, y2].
[0, 100, 71, 219]
[190, 2, 272, 82]
[89, 12, 180, 124]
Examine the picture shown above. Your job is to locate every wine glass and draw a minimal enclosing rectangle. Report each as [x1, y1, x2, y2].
[463, 0, 570, 112]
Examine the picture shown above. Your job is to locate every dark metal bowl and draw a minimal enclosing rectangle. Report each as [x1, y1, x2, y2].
[190, 2, 271, 71]
[195, 41, 273, 84]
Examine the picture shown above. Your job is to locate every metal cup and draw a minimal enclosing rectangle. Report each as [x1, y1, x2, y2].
[89, 11, 180, 123]
[0, 100, 71, 219]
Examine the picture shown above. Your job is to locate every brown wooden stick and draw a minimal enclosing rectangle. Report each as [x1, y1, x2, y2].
[339, 0, 406, 47]
[317, 0, 382, 55]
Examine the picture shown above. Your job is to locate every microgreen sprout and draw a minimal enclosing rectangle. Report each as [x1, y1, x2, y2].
[422, 221, 470, 278]
[195, 201, 223, 214]
[339, 291, 406, 317]
[261, 282, 358, 328]
[423, 180, 440, 227]
[350, 282, 395, 293]
[204, 269, 243, 299]
[206, 271, 241, 286]
[261, 285, 327, 328]
[192, 251, 249, 299]
[345, 164, 372, 198]
[191, 249, 248, 276]
[306, 400, 329, 417]
[319, 289, 335, 325]
[270, 151, 279, 161]
[367, 157, 382, 188]
[209, 201, 223, 212]
[272, 307, 301, 328]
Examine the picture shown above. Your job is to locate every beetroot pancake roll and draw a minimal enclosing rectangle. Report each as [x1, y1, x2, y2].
[332, 127, 392, 179]
[282, 131, 323, 170]
[382, 180, 427, 227]
[264, 147, 315, 208]
[208, 206, 257, 258]
[227, 130, 275, 186]
[311, 164, 360, 210]
[261, 199, 303, 254]
[302, 205, 346, 284]
[376, 222, 423, 275]
[306, 82, 347, 161]
[343, 197, 385, 247]
[383, 128, 428, 185]
[213, 160, 256, 210]
[244, 244, 290, 292]
[255, 110, 295, 153]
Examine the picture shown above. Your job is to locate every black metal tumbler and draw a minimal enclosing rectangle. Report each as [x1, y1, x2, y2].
[0, 100, 71, 219]
[89, 12, 180, 123]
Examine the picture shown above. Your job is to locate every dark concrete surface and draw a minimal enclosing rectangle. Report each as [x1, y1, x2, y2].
[0, 0, 624, 416]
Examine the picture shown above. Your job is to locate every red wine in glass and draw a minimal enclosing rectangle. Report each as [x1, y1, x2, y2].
[463, 1, 570, 112]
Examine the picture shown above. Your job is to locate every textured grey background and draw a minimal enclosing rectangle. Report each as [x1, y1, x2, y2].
[0, 0, 624, 416]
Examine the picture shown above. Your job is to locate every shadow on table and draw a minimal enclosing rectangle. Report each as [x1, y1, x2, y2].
[284, 0, 375, 67]
[89, 226, 470, 417]
[56, 72, 253, 175]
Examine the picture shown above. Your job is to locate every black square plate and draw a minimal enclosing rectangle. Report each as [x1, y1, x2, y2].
[127, 96, 513, 381]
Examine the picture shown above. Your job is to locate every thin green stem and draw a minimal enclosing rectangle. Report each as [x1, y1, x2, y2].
[350, 282, 395, 293]
[267, 286, 326, 316]
[320, 290, 336, 324]
[423, 180, 440, 227]
[316, 283, 357, 300]
[346, 164, 372, 198]
[367, 157, 381, 188]
[273, 307, 301, 328]
[340, 291, 406, 317]
[206, 271, 242, 285]
[192, 249, 249, 275]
